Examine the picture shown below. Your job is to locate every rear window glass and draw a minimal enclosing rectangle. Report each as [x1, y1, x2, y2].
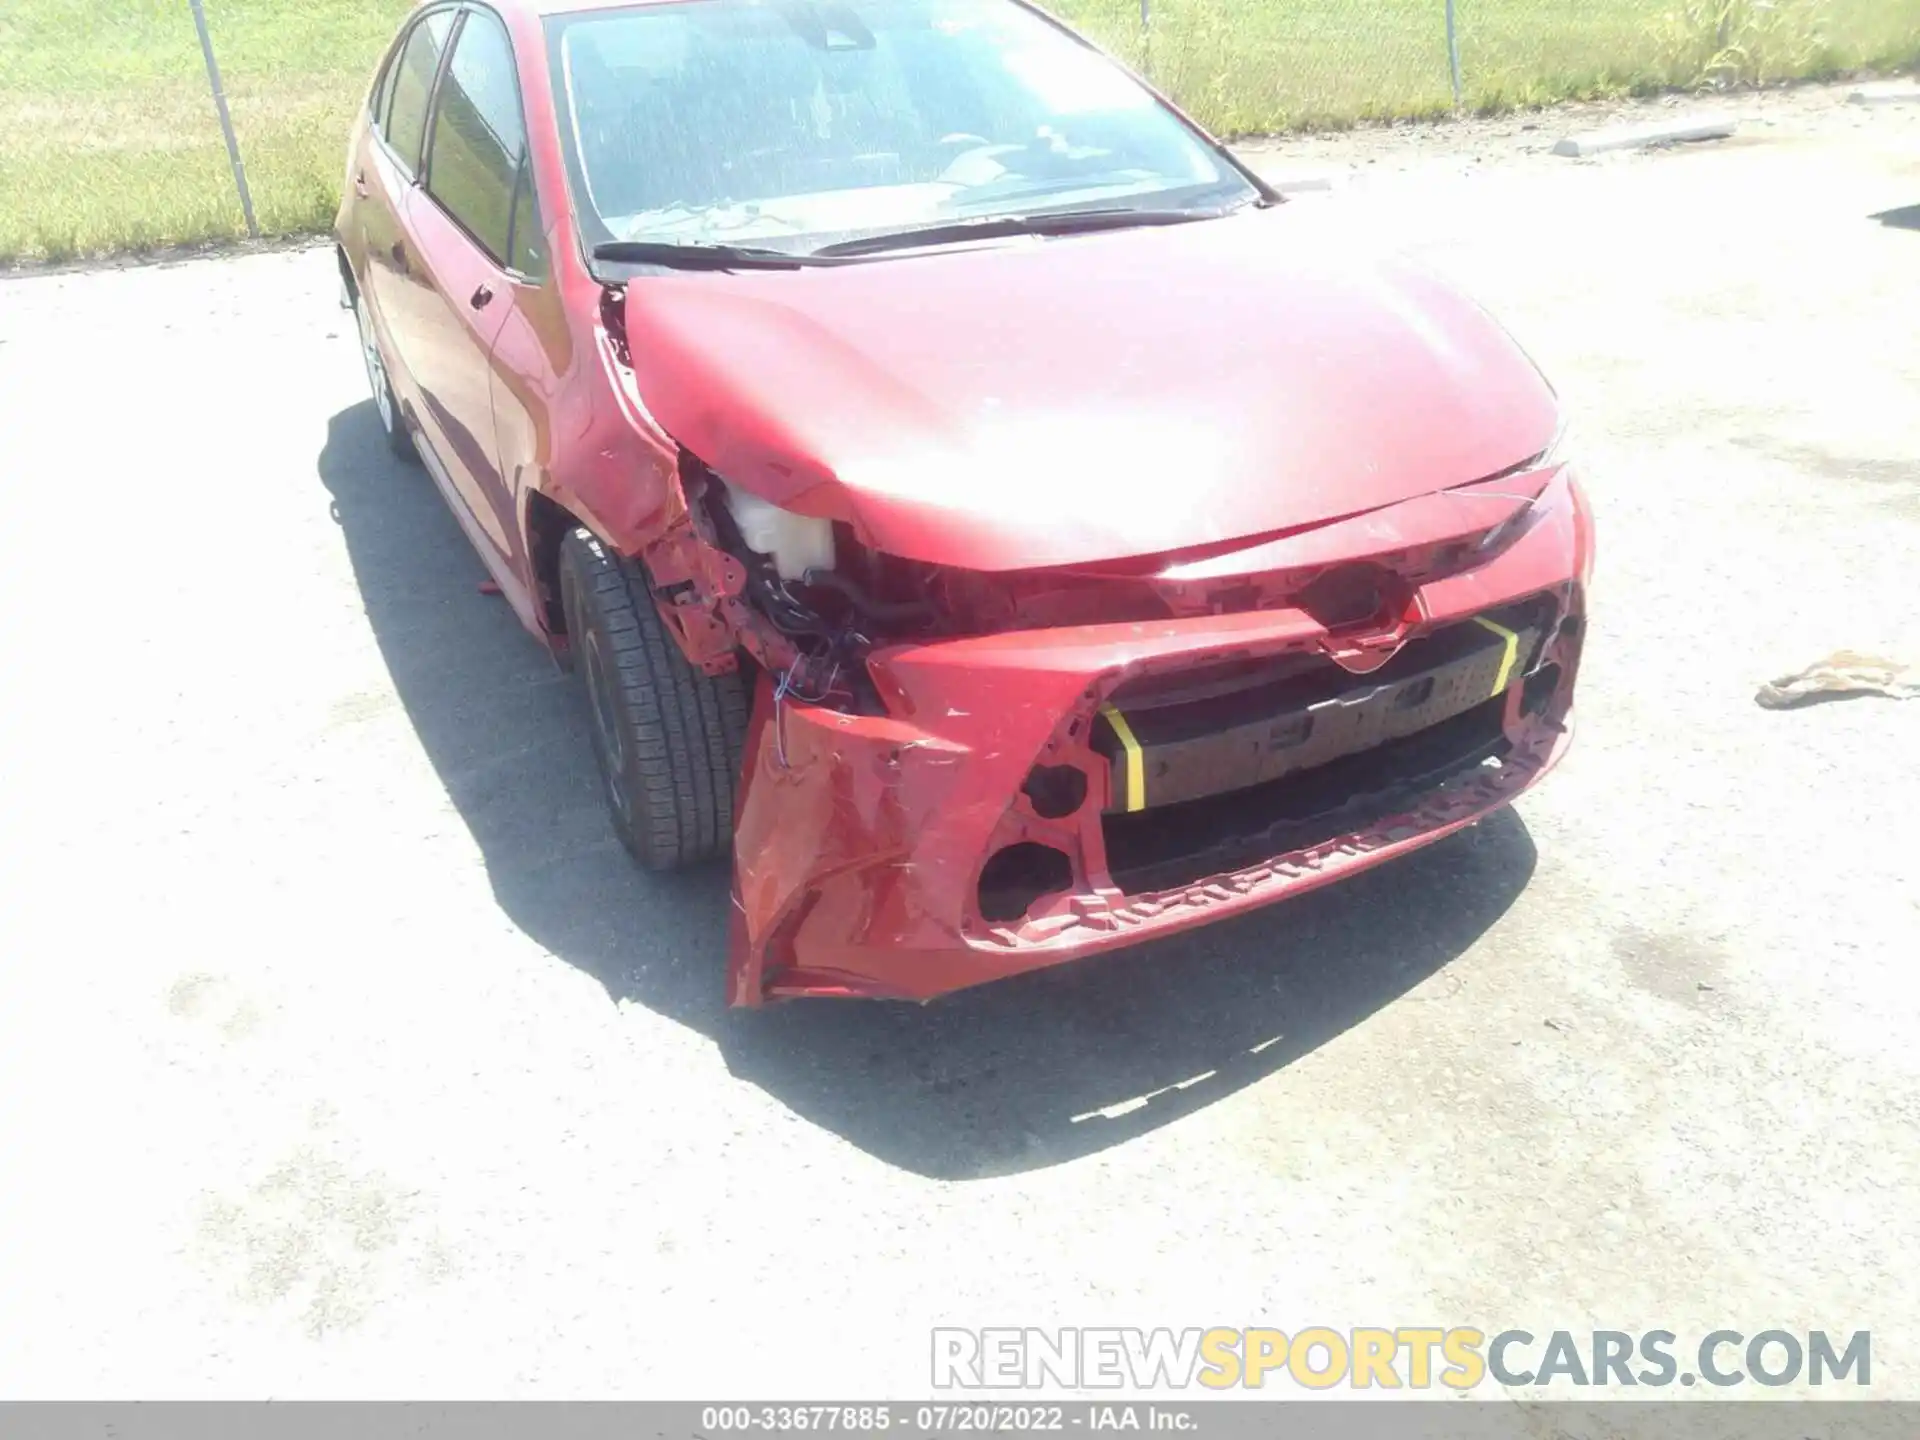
[384, 10, 456, 173]
[371, 43, 400, 126]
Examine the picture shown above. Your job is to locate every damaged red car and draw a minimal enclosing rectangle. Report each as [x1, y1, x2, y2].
[335, 0, 1593, 1005]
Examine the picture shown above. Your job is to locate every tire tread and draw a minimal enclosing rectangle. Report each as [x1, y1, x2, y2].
[559, 529, 748, 869]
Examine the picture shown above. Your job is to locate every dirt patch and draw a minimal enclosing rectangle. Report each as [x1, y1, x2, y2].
[1611, 924, 1730, 1011]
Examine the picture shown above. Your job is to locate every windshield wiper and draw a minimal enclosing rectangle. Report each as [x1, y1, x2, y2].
[592, 205, 1227, 272]
[591, 239, 836, 271]
[810, 206, 1216, 258]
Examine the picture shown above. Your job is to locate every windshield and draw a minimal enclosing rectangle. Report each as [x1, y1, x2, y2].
[544, 0, 1260, 258]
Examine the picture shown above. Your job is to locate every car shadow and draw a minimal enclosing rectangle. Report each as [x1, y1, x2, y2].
[319, 401, 1538, 1180]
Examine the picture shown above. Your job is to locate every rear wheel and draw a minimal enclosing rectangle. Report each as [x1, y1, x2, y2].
[352, 285, 418, 463]
[559, 528, 751, 870]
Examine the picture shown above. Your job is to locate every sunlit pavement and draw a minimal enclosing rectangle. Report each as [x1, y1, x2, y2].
[2, 83, 1917, 1403]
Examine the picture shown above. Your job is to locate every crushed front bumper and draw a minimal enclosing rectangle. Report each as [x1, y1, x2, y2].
[726, 471, 1592, 1006]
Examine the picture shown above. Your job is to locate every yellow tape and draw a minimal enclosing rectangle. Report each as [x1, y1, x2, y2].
[1473, 616, 1521, 697]
[1100, 704, 1146, 812]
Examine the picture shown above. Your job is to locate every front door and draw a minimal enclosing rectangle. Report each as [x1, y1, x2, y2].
[403, 195, 516, 574]
[402, 6, 537, 583]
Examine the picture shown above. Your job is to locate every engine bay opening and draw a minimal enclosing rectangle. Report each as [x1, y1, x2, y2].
[684, 454, 939, 712]
[679, 438, 1571, 755]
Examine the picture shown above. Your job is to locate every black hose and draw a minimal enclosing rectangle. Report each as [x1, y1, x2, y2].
[799, 568, 935, 624]
[743, 565, 831, 638]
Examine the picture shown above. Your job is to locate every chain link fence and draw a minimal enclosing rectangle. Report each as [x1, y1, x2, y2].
[3, 0, 1918, 263]
[1076, 0, 1920, 131]
[1, 0, 414, 262]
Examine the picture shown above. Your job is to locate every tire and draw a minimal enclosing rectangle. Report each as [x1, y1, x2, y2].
[559, 527, 751, 870]
[352, 284, 419, 464]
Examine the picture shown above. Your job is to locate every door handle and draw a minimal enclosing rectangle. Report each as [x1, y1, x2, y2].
[353, 170, 370, 198]
[469, 284, 494, 311]
[390, 240, 409, 274]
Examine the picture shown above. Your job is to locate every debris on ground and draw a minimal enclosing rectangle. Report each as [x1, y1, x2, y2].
[1754, 650, 1920, 709]
[1550, 116, 1736, 158]
[1849, 83, 1920, 107]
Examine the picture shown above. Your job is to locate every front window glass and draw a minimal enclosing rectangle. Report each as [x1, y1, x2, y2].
[426, 11, 530, 263]
[545, 0, 1257, 255]
[510, 158, 547, 274]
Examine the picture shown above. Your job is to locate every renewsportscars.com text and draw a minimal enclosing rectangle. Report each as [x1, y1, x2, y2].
[931, 1327, 1871, 1391]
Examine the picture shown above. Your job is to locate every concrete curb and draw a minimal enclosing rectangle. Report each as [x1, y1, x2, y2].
[1264, 169, 1348, 194]
[1552, 116, 1736, 157]
[1848, 83, 1920, 106]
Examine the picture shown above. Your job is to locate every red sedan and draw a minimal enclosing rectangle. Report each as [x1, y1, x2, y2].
[335, 0, 1593, 1005]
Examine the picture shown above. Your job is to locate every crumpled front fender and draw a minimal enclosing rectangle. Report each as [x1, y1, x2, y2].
[727, 637, 1104, 1004]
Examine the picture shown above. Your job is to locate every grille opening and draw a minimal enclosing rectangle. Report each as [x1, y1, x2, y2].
[1108, 652, 1330, 712]
[978, 842, 1075, 923]
[1101, 696, 1512, 896]
[1022, 764, 1089, 820]
[1522, 663, 1563, 717]
[1106, 595, 1556, 749]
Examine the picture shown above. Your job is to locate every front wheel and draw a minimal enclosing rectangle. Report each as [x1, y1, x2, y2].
[558, 528, 750, 870]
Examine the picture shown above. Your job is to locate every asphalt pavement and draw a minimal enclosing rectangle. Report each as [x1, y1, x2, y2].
[2, 84, 1917, 1408]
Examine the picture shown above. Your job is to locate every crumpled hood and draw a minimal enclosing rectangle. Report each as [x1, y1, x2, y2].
[621, 206, 1559, 572]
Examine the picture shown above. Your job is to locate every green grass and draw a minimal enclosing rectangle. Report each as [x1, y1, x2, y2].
[1064, 0, 1920, 132]
[3, 0, 1918, 262]
[0, 0, 413, 261]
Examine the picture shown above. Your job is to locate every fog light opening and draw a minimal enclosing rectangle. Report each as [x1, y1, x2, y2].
[1522, 663, 1563, 717]
[977, 843, 1075, 923]
[1022, 764, 1089, 820]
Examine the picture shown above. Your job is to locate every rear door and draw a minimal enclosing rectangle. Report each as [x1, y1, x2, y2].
[355, 7, 458, 397]
[402, 5, 531, 586]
